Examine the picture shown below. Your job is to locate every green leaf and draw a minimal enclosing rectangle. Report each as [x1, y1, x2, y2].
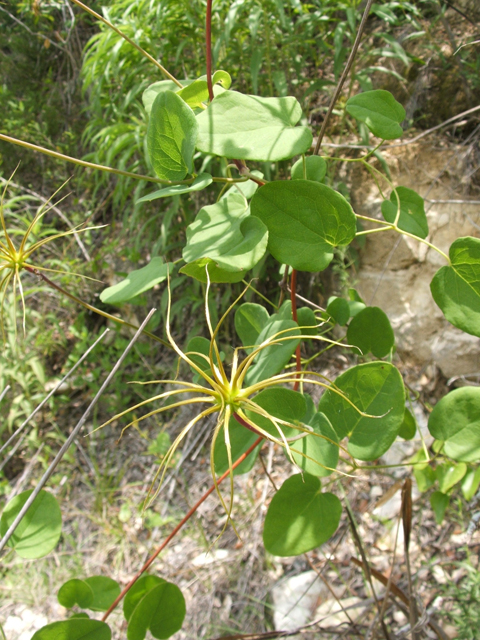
[100, 258, 171, 305]
[235, 303, 270, 353]
[245, 318, 301, 386]
[326, 297, 350, 326]
[291, 412, 339, 477]
[345, 90, 405, 140]
[247, 388, 307, 440]
[83, 577, 120, 612]
[346, 306, 395, 358]
[461, 467, 480, 501]
[291, 156, 327, 182]
[398, 407, 416, 440]
[58, 579, 94, 609]
[381, 187, 428, 238]
[147, 91, 198, 181]
[31, 620, 111, 640]
[430, 491, 449, 525]
[263, 474, 341, 556]
[318, 362, 405, 460]
[136, 174, 213, 202]
[0, 489, 62, 558]
[431, 237, 480, 337]
[250, 181, 356, 272]
[176, 71, 231, 109]
[124, 575, 166, 622]
[297, 306, 318, 336]
[214, 414, 262, 476]
[181, 193, 268, 283]
[127, 581, 186, 640]
[143, 80, 183, 115]
[212, 70, 232, 89]
[428, 387, 480, 462]
[177, 80, 209, 109]
[196, 91, 312, 161]
[436, 462, 467, 493]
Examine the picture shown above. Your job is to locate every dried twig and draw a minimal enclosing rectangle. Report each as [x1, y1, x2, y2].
[0, 311, 154, 554]
[0, 329, 109, 458]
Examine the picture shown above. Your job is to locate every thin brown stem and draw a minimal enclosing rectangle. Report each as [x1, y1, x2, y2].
[313, 0, 375, 155]
[206, 0, 214, 102]
[102, 435, 263, 621]
[290, 269, 301, 391]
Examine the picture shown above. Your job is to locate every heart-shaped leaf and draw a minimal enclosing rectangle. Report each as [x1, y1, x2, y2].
[431, 236, 480, 337]
[147, 90, 198, 181]
[124, 575, 166, 622]
[381, 187, 428, 238]
[428, 386, 480, 462]
[318, 362, 405, 460]
[83, 577, 120, 612]
[196, 91, 312, 161]
[127, 581, 185, 640]
[0, 489, 62, 559]
[346, 90, 405, 140]
[346, 306, 395, 358]
[100, 258, 172, 305]
[181, 192, 268, 282]
[250, 180, 356, 272]
[326, 297, 350, 326]
[58, 579, 94, 609]
[263, 474, 342, 556]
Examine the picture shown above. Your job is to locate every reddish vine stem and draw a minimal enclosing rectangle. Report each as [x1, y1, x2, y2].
[102, 434, 264, 621]
[290, 269, 302, 391]
[206, 0, 214, 102]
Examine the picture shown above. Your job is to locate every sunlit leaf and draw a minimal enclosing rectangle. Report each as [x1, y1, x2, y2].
[251, 180, 356, 272]
[346, 90, 405, 140]
[431, 237, 480, 337]
[0, 489, 61, 559]
[428, 386, 480, 462]
[181, 192, 268, 283]
[147, 91, 198, 180]
[100, 258, 172, 305]
[318, 362, 405, 460]
[196, 91, 312, 161]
